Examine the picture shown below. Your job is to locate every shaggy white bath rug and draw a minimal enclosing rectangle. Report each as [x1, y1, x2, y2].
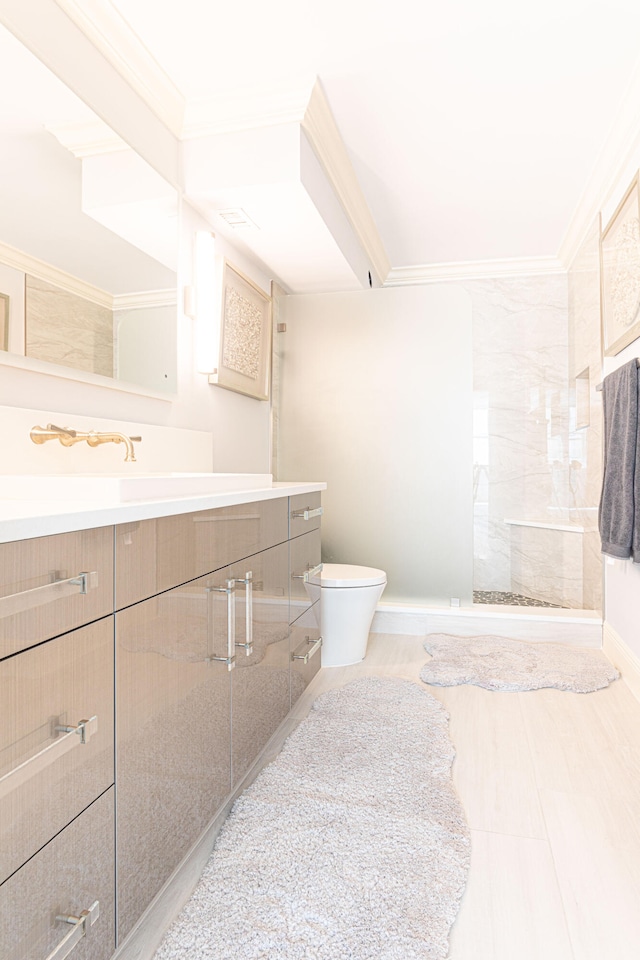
[153, 677, 470, 960]
[420, 633, 619, 693]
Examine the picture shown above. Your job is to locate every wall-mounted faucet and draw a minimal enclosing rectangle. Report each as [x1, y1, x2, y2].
[30, 423, 142, 462]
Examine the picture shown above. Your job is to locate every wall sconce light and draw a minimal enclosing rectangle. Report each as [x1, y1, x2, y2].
[194, 230, 220, 374]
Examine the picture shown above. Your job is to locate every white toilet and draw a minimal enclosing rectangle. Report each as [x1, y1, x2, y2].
[310, 563, 387, 667]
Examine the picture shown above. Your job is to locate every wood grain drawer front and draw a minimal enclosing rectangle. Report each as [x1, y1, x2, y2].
[116, 577, 232, 941]
[289, 528, 321, 624]
[289, 491, 322, 539]
[229, 542, 291, 786]
[115, 497, 289, 608]
[290, 606, 322, 706]
[0, 617, 114, 885]
[0, 787, 115, 960]
[0, 527, 114, 660]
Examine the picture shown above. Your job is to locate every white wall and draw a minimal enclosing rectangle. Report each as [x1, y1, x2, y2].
[277, 284, 473, 605]
[601, 338, 640, 657]
[577, 152, 640, 656]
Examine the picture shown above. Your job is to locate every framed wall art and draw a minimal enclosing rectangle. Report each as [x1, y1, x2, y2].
[600, 172, 640, 356]
[209, 261, 272, 400]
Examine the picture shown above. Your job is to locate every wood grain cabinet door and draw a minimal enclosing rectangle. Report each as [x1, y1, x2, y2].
[0, 527, 114, 659]
[115, 498, 289, 608]
[289, 492, 323, 539]
[290, 605, 322, 707]
[229, 542, 290, 787]
[0, 617, 114, 884]
[0, 787, 115, 960]
[289, 528, 322, 624]
[115, 577, 232, 942]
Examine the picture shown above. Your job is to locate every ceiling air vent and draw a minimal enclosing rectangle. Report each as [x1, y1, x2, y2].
[216, 208, 258, 229]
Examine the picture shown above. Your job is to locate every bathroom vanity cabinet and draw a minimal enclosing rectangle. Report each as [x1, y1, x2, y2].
[289, 492, 323, 694]
[0, 528, 116, 960]
[114, 500, 293, 941]
[0, 484, 323, 960]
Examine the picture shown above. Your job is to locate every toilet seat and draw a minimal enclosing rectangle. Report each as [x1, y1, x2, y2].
[317, 564, 387, 588]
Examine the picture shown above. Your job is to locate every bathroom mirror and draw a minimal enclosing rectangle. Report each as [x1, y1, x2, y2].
[0, 23, 178, 395]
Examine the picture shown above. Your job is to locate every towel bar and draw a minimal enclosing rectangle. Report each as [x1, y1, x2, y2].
[595, 357, 640, 392]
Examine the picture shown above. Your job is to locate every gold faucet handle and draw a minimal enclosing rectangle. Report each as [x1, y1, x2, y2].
[130, 436, 142, 443]
[47, 423, 77, 438]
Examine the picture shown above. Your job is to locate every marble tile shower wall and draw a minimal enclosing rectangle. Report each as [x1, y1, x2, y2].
[466, 273, 589, 607]
[567, 217, 603, 612]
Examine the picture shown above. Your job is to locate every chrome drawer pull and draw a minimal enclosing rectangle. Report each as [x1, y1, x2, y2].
[206, 580, 236, 670]
[291, 636, 323, 664]
[46, 900, 99, 960]
[292, 562, 323, 583]
[0, 716, 98, 801]
[291, 506, 323, 521]
[0, 571, 98, 619]
[234, 572, 253, 656]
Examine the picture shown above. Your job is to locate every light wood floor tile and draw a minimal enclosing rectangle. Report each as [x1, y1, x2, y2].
[430, 686, 547, 839]
[521, 683, 640, 802]
[448, 829, 574, 960]
[541, 787, 640, 960]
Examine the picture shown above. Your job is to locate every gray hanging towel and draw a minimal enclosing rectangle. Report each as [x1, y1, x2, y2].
[598, 359, 640, 559]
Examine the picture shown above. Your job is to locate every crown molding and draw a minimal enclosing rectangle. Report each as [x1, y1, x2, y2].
[302, 80, 390, 287]
[113, 289, 177, 310]
[52, 0, 185, 136]
[384, 256, 566, 286]
[558, 57, 640, 270]
[45, 119, 127, 157]
[0, 240, 112, 307]
[182, 78, 315, 140]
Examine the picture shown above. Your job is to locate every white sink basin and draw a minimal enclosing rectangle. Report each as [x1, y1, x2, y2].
[0, 473, 273, 502]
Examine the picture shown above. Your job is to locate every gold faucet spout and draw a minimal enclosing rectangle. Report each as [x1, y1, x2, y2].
[84, 431, 141, 462]
[30, 424, 142, 461]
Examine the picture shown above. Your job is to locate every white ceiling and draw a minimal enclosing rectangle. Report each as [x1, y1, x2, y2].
[109, 0, 640, 269]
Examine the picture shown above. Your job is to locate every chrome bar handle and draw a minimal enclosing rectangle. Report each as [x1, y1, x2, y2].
[206, 580, 236, 671]
[291, 506, 323, 521]
[234, 572, 253, 655]
[291, 635, 323, 664]
[0, 716, 98, 801]
[46, 900, 99, 960]
[0, 571, 97, 619]
[291, 562, 323, 583]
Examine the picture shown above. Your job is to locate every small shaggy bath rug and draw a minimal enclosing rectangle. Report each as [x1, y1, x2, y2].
[420, 633, 619, 693]
[153, 677, 470, 960]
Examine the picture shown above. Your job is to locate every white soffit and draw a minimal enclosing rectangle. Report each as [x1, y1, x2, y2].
[195, 183, 362, 294]
[182, 81, 388, 291]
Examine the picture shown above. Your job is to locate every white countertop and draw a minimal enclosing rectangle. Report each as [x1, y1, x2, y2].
[0, 481, 326, 544]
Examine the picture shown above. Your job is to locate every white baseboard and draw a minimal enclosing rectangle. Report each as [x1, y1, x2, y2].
[603, 621, 640, 703]
[371, 602, 603, 647]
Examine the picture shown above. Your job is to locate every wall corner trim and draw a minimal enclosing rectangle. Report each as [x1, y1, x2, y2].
[557, 58, 640, 270]
[603, 620, 640, 704]
[302, 80, 391, 287]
